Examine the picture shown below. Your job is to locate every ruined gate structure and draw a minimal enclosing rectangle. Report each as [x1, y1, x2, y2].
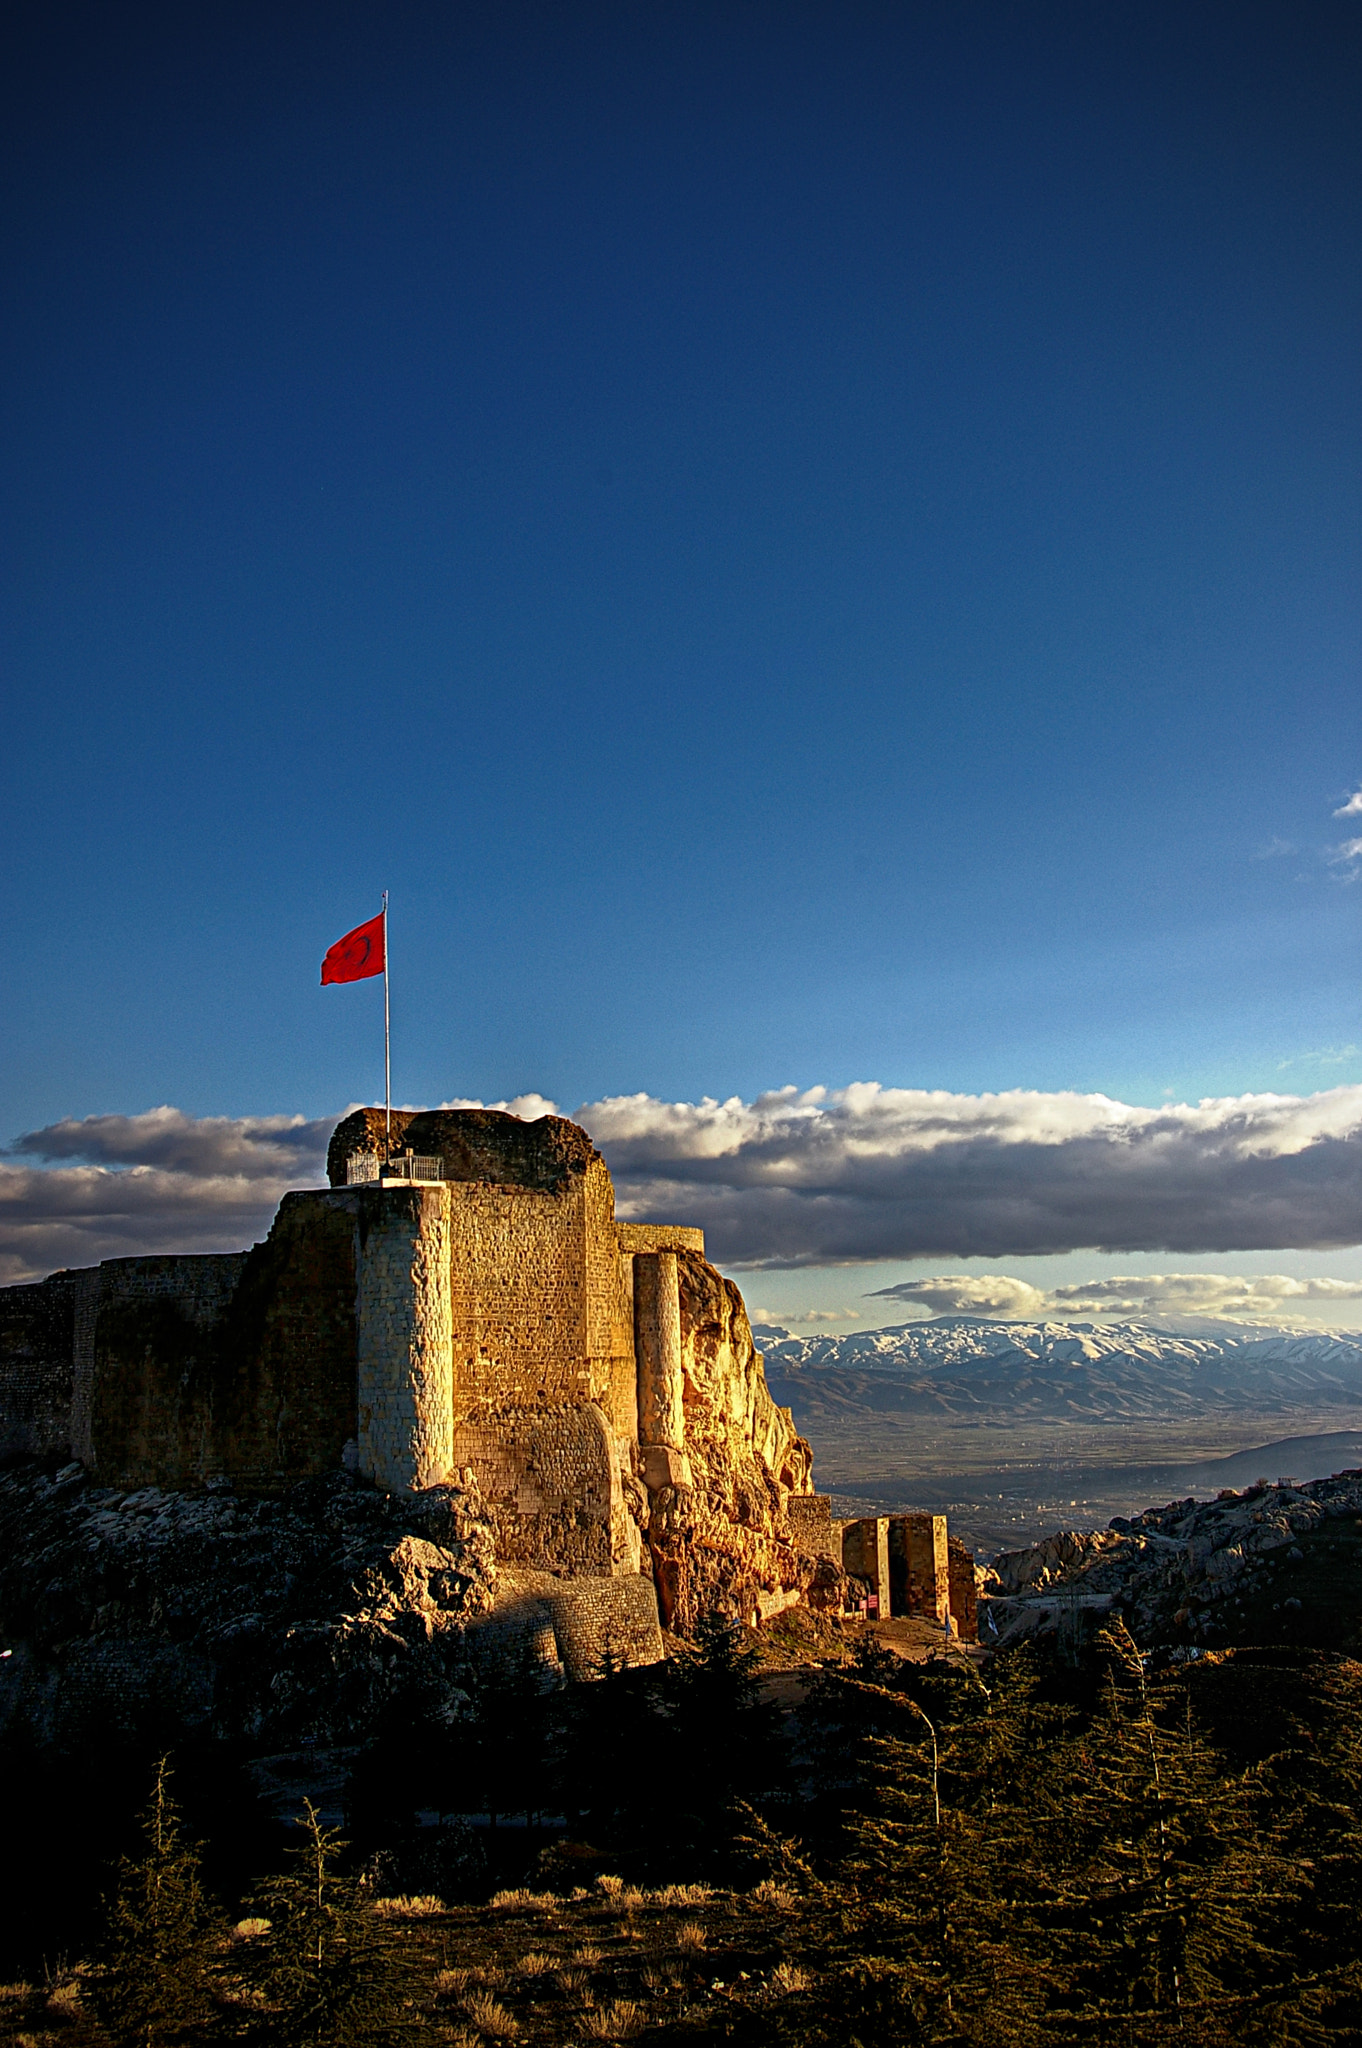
[0, 1108, 832, 1661]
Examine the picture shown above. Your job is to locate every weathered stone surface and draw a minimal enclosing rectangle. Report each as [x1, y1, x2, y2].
[642, 1252, 815, 1633]
[0, 1458, 497, 1748]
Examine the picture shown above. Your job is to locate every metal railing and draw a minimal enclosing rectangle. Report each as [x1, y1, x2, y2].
[345, 1150, 443, 1185]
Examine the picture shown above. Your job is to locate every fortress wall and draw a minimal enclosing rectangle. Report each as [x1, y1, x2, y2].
[234, 1192, 359, 1481]
[616, 1224, 705, 1255]
[87, 1254, 251, 1488]
[477, 1569, 664, 1681]
[355, 1185, 454, 1492]
[786, 1493, 838, 1559]
[87, 1197, 359, 1491]
[0, 1271, 80, 1461]
[542, 1574, 664, 1680]
[446, 1180, 591, 1412]
[843, 1517, 891, 1612]
[583, 1155, 637, 1441]
[452, 1402, 617, 1574]
[889, 1513, 950, 1624]
[69, 1268, 102, 1465]
[948, 1535, 979, 1643]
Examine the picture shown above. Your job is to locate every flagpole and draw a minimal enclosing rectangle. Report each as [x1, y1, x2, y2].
[383, 891, 391, 1162]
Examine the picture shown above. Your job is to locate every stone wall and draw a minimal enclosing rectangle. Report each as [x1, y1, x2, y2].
[948, 1535, 979, 1643]
[85, 1193, 358, 1491]
[890, 1513, 950, 1624]
[0, 1271, 81, 1461]
[843, 1517, 891, 1613]
[480, 1569, 665, 1683]
[786, 1493, 837, 1559]
[452, 1404, 623, 1575]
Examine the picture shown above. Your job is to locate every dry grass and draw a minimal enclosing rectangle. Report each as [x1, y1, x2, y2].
[595, 1874, 625, 1897]
[572, 1945, 604, 1968]
[44, 1981, 80, 2011]
[673, 1920, 707, 1954]
[768, 1961, 814, 1996]
[579, 1997, 646, 2039]
[372, 1893, 445, 1918]
[749, 1879, 797, 1910]
[435, 1967, 473, 1997]
[651, 1882, 712, 1907]
[0, 1986, 33, 2004]
[461, 1988, 520, 2040]
[231, 1916, 271, 1940]
[556, 1969, 591, 1997]
[435, 2030, 480, 2048]
[516, 1950, 556, 1976]
[489, 1888, 558, 1912]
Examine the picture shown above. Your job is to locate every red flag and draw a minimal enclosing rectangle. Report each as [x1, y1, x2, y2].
[321, 911, 386, 985]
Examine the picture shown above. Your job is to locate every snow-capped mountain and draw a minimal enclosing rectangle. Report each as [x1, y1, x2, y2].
[752, 1318, 1362, 1423]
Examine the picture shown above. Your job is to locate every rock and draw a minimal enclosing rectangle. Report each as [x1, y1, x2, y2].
[979, 1468, 1362, 1649]
[0, 1459, 498, 1748]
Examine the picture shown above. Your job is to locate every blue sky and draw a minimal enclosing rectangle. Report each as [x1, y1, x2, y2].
[3, 3, 1360, 1314]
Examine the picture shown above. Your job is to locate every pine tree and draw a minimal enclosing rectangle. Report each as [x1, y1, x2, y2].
[666, 1613, 785, 1862]
[251, 1799, 421, 2046]
[87, 1755, 223, 2048]
[1036, 1621, 1316, 2045]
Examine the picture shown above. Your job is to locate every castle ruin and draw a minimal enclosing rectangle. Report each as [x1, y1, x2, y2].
[0, 1108, 978, 1687]
[0, 1109, 836, 1657]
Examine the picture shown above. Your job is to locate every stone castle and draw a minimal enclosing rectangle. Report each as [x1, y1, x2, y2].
[0, 1107, 975, 1687]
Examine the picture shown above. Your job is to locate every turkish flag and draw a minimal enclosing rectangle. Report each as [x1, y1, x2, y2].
[321, 911, 386, 985]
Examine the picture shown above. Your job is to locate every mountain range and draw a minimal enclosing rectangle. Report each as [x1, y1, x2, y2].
[753, 1318, 1362, 1425]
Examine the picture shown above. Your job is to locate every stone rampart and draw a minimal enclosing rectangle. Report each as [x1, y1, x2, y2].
[452, 1402, 622, 1575]
[890, 1512, 950, 1624]
[948, 1534, 979, 1643]
[0, 1271, 81, 1461]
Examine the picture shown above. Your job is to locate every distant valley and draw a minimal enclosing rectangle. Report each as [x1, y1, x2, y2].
[754, 1317, 1362, 1554]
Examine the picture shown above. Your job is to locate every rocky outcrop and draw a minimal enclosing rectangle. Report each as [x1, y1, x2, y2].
[0, 1458, 497, 1749]
[982, 1469, 1362, 1647]
[641, 1254, 816, 1634]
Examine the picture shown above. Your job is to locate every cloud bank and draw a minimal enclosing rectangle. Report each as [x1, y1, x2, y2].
[0, 1110, 333, 1285]
[872, 1271, 1362, 1324]
[4, 1082, 1362, 1283]
[584, 1082, 1362, 1267]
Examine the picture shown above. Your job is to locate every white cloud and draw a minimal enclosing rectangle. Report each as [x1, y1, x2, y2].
[1334, 790, 1362, 818]
[869, 1274, 1049, 1318]
[7, 1080, 1362, 1282]
[584, 1081, 1362, 1266]
[869, 1269, 1362, 1324]
[1048, 1271, 1362, 1321]
[1327, 836, 1362, 877]
[0, 1111, 333, 1285]
[1254, 836, 1296, 859]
